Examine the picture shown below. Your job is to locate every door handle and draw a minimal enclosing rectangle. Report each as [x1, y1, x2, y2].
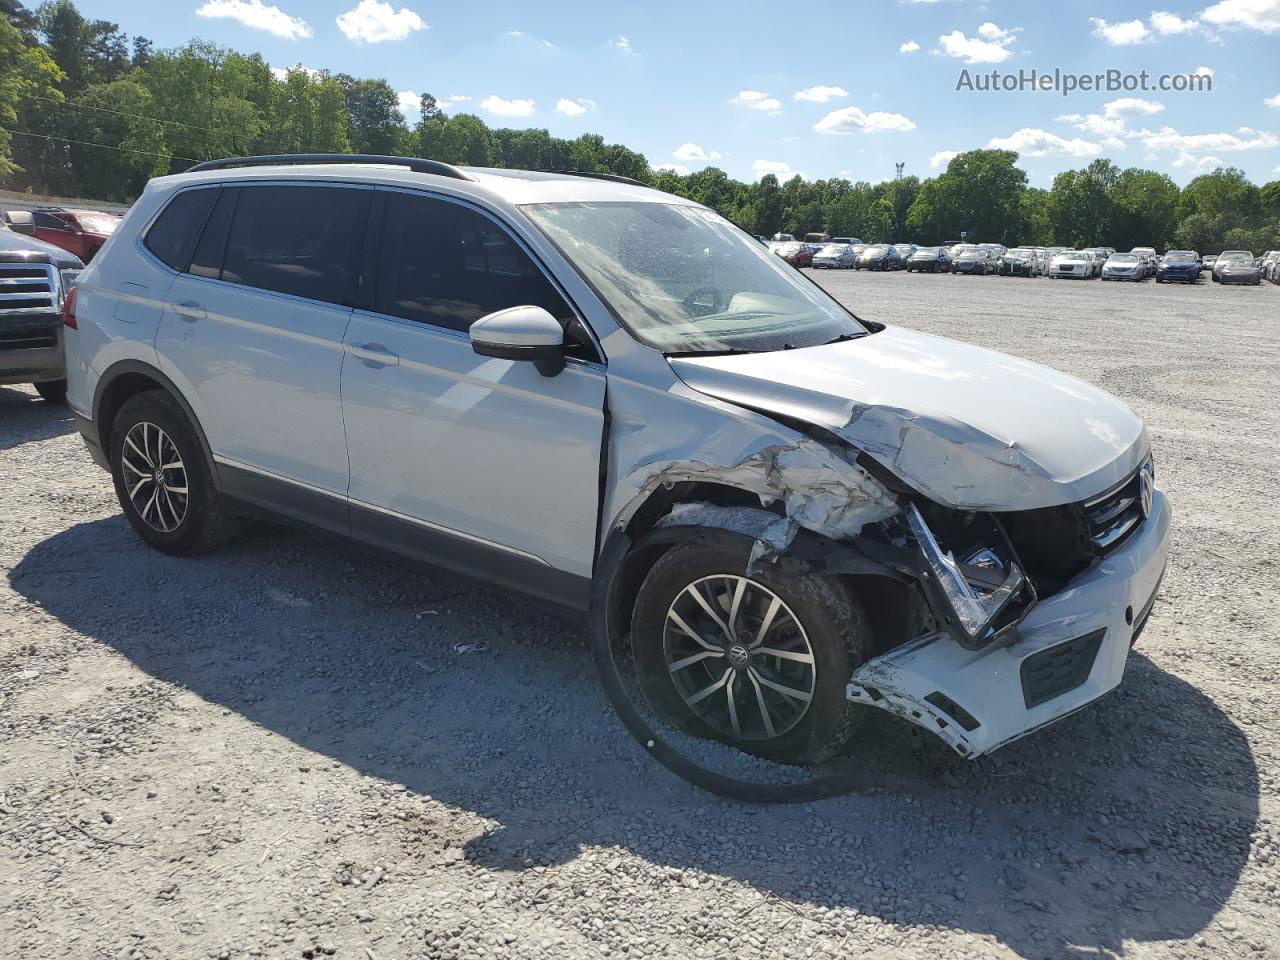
[349, 342, 400, 367]
[174, 300, 205, 322]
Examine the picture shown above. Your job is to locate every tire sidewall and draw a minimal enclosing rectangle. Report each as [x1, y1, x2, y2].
[632, 538, 868, 765]
[110, 392, 215, 555]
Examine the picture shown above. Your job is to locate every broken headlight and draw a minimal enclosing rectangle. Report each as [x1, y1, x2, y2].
[906, 503, 1036, 650]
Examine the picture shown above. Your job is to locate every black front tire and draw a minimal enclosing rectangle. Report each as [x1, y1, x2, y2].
[632, 540, 870, 766]
[110, 390, 238, 556]
[34, 379, 67, 404]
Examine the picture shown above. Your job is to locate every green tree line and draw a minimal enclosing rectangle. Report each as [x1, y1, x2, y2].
[3, 0, 1279, 251]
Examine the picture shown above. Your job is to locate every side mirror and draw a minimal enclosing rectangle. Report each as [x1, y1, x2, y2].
[469, 305, 566, 378]
[5, 211, 36, 235]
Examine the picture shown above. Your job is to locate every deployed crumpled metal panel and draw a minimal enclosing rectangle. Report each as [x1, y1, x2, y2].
[669, 325, 1151, 511]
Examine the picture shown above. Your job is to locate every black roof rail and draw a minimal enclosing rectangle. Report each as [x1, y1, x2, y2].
[541, 169, 646, 187]
[184, 154, 476, 182]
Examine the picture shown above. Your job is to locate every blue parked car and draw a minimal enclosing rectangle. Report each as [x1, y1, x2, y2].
[1156, 251, 1201, 284]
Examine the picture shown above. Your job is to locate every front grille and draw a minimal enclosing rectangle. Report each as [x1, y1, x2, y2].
[1083, 468, 1145, 555]
[0, 263, 56, 314]
[1020, 628, 1105, 708]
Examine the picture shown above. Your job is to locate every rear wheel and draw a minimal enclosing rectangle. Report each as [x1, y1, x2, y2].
[34, 379, 67, 404]
[632, 541, 870, 766]
[109, 391, 237, 555]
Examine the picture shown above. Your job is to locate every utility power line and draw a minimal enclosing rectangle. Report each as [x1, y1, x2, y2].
[4, 129, 199, 163]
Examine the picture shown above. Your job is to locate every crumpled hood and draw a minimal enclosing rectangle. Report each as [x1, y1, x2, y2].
[668, 326, 1149, 511]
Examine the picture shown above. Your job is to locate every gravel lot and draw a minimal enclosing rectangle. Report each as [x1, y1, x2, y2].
[2, 272, 1278, 960]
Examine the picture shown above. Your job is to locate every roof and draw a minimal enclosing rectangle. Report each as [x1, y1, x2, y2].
[148, 162, 692, 211]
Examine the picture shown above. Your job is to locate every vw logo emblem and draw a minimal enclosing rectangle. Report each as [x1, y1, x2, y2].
[727, 644, 751, 668]
[1138, 463, 1154, 519]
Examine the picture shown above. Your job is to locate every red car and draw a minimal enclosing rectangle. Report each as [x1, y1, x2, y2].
[31, 207, 121, 263]
[770, 241, 813, 269]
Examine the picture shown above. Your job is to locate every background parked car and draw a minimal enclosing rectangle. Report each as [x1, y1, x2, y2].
[1156, 252, 1201, 283]
[1202, 254, 1219, 271]
[892, 243, 916, 263]
[29, 207, 120, 262]
[830, 236, 861, 245]
[1, 218, 84, 403]
[1258, 250, 1279, 282]
[1101, 252, 1147, 281]
[811, 243, 859, 269]
[771, 232, 796, 242]
[1212, 251, 1262, 285]
[952, 247, 995, 275]
[770, 241, 814, 269]
[905, 246, 951, 273]
[1048, 250, 1094, 279]
[855, 243, 901, 271]
[998, 248, 1040, 277]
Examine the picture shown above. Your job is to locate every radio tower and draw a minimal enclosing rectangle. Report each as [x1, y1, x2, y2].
[895, 162, 905, 180]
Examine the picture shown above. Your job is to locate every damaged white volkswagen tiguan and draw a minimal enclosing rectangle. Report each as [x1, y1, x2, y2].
[64, 155, 1169, 779]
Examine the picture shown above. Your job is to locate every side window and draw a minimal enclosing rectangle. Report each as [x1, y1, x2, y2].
[33, 211, 65, 230]
[220, 185, 369, 305]
[189, 188, 238, 280]
[374, 192, 594, 357]
[144, 188, 218, 271]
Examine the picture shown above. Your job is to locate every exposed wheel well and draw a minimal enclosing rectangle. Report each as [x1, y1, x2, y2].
[97, 371, 167, 456]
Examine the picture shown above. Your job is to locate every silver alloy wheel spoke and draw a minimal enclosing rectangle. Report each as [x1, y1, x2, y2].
[123, 421, 188, 534]
[662, 574, 816, 744]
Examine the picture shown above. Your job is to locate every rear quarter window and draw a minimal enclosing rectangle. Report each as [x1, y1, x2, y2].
[144, 188, 219, 271]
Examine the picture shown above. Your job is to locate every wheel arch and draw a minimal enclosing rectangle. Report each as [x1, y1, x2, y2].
[93, 359, 219, 488]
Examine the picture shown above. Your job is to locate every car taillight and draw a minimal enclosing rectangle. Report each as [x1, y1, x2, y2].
[62, 284, 78, 329]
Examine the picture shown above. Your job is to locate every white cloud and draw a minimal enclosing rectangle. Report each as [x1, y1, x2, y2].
[478, 95, 536, 117]
[555, 97, 595, 117]
[1173, 153, 1225, 171]
[930, 150, 959, 169]
[1194, 65, 1215, 77]
[335, 0, 425, 43]
[753, 159, 804, 180]
[1200, 0, 1280, 34]
[731, 90, 782, 112]
[610, 35, 635, 54]
[1090, 17, 1152, 44]
[814, 105, 916, 134]
[1137, 125, 1280, 153]
[196, 0, 312, 39]
[673, 142, 722, 162]
[987, 128, 1103, 157]
[936, 23, 1019, 63]
[270, 63, 321, 81]
[506, 30, 553, 48]
[1266, 93, 1280, 108]
[1105, 97, 1166, 118]
[654, 163, 691, 175]
[1151, 10, 1201, 34]
[447, 95, 471, 104]
[1058, 98, 1164, 139]
[396, 90, 419, 115]
[794, 85, 848, 102]
[900, 40, 921, 53]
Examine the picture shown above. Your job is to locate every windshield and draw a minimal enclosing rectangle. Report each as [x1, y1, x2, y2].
[1109, 254, 1138, 262]
[818, 244, 849, 255]
[864, 244, 890, 255]
[912, 247, 937, 256]
[1164, 252, 1196, 261]
[1220, 251, 1254, 263]
[522, 201, 865, 354]
[1005, 249, 1032, 258]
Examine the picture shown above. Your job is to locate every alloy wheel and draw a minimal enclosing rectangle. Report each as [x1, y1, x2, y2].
[662, 575, 817, 742]
[121, 421, 188, 533]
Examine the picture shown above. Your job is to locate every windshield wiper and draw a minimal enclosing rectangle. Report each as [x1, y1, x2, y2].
[663, 347, 755, 358]
[818, 332, 865, 346]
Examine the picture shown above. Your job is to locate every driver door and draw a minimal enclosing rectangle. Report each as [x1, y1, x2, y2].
[340, 190, 606, 608]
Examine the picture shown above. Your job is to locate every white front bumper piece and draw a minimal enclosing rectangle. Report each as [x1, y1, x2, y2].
[846, 490, 1171, 758]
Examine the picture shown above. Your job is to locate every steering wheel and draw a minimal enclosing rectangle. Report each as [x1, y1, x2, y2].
[681, 287, 725, 317]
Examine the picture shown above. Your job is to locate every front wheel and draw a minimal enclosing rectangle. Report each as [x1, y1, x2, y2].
[632, 541, 870, 766]
[110, 391, 238, 555]
[34, 379, 67, 404]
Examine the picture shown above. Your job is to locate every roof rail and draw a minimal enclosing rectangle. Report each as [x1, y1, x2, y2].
[542, 169, 646, 187]
[184, 154, 476, 182]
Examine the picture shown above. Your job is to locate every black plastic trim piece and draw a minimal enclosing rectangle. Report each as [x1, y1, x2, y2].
[541, 169, 645, 186]
[185, 154, 476, 181]
[219, 462, 350, 539]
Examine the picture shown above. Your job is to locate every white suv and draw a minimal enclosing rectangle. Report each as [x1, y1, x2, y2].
[65, 155, 1169, 778]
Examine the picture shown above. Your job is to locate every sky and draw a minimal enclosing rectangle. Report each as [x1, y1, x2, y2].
[72, 0, 1280, 187]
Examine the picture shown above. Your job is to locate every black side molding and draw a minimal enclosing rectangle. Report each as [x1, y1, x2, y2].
[185, 154, 476, 182]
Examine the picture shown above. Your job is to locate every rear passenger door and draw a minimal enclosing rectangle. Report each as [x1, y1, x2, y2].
[154, 183, 370, 536]
[341, 189, 606, 608]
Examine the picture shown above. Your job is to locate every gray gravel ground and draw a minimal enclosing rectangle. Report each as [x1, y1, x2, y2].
[2, 271, 1278, 960]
